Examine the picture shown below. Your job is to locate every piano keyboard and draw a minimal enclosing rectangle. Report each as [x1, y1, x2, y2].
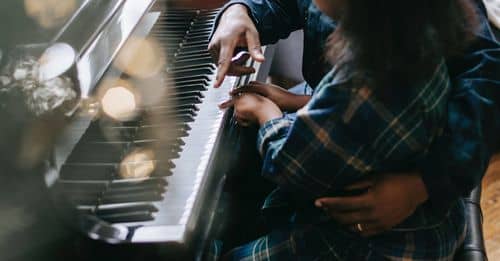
[52, 7, 241, 246]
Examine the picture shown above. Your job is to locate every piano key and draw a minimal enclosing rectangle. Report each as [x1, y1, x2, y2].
[101, 190, 164, 205]
[98, 211, 155, 223]
[60, 164, 115, 181]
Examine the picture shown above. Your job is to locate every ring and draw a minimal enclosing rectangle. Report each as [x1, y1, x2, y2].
[356, 223, 363, 232]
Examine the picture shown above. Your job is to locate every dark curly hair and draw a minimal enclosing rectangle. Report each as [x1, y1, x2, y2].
[326, 0, 479, 88]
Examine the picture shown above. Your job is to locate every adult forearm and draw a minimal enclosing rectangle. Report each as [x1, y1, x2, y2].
[220, 0, 304, 45]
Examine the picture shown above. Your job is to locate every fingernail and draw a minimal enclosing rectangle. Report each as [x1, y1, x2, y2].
[315, 200, 322, 208]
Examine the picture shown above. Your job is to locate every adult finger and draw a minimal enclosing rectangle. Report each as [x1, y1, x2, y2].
[215, 40, 237, 88]
[315, 195, 371, 212]
[345, 180, 374, 191]
[328, 209, 375, 225]
[245, 30, 265, 62]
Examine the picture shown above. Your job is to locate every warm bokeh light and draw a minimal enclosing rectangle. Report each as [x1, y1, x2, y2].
[114, 37, 165, 79]
[98, 79, 139, 121]
[119, 148, 156, 179]
[24, 0, 78, 29]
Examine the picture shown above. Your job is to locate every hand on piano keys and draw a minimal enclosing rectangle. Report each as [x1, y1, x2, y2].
[208, 4, 266, 87]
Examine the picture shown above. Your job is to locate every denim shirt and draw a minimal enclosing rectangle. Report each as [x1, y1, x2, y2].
[217, 0, 500, 218]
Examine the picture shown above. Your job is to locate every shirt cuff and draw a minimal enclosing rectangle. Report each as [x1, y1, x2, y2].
[257, 117, 293, 157]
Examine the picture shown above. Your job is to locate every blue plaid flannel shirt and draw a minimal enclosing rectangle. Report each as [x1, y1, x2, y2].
[211, 0, 500, 260]
[219, 62, 468, 260]
[257, 61, 453, 225]
[217, 0, 500, 213]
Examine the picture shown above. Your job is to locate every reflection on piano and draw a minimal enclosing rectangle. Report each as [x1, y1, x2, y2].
[39, 0, 272, 259]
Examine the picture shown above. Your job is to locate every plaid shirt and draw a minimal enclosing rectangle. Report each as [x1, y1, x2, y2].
[211, 0, 500, 260]
[258, 62, 450, 199]
[216, 0, 500, 215]
[216, 62, 467, 260]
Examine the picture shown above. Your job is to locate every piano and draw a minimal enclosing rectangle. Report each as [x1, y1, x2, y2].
[28, 0, 274, 259]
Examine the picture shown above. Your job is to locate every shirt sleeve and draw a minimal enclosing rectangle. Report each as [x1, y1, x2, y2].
[256, 65, 450, 199]
[418, 4, 500, 211]
[212, 0, 305, 45]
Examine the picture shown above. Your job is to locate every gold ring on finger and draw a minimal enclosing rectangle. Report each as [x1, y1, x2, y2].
[356, 223, 363, 232]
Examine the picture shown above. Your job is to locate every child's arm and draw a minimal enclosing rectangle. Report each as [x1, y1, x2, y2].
[220, 81, 311, 112]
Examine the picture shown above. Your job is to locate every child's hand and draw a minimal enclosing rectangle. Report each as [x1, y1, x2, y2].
[221, 93, 282, 126]
[229, 81, 310, 112]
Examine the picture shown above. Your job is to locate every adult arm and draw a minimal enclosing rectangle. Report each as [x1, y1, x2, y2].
[209, 0, 304, 86]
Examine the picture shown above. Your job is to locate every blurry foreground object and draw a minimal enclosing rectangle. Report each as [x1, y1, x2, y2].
[24, 0, 78, 29]
[114, 37, 165, 79]
[97, 78, 139, 121]
[0, 44, 78, 117]
[119, 148, 157, 179]
[0, 42, 78, 169]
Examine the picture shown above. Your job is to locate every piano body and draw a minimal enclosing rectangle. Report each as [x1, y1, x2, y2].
[18, 0, 274, 259]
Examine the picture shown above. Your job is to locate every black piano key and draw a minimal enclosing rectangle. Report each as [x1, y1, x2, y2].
[60, 164, 115, 181]
[172, 53, 212, 63]
[82, 125, 137, 142]
[171, 83, 207, 92]
[108, 178, 167, 193]
[100, 191, 164, 204]
[67, 142, 127, 163]
[172, 78, 210, 87]
[174, 69, 214, 79]
[98, 211, 155, 223]
[147, 107, 197, 119]
[172, 58, 213, 68]
[170, 90, 205, 99]
[130, 140, 183, 155]
[56, 181, 108, 193]
[168, 63, 215, 73]
[169, 96, 203, 107]
[66, 195, 100, 206]
[151, 161, 175, 177]
[136, 125, 189, 140]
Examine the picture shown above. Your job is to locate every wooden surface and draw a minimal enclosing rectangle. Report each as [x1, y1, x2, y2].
[481, 154, 500, 260]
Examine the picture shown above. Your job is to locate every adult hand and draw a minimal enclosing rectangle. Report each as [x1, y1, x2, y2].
[226, 93, 282, 126]
[315, 173, 429, 237]
[228, 81, 311, 112]
[208, 4, 265, 87]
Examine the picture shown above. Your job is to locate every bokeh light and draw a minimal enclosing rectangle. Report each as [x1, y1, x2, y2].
[24, 0, 77, 29]
[101, 86, 137, 121]
[98, 79, 139, 121]
[114, 37, 165, 79]
[119, 148, 156, 179]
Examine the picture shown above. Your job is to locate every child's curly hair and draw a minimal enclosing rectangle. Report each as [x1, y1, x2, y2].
[326, 0, 479, 88]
